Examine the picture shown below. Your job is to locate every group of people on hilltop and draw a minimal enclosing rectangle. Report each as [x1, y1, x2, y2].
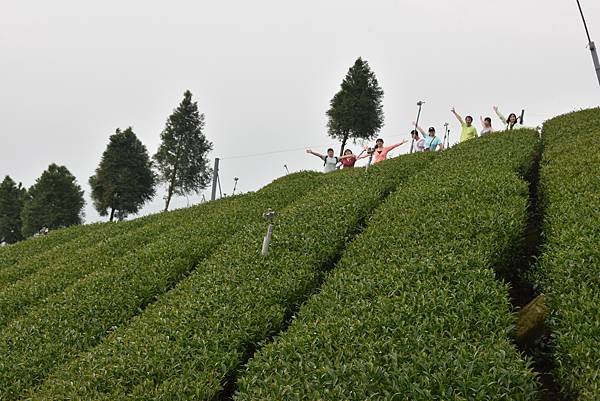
[307, 105, 529, 172]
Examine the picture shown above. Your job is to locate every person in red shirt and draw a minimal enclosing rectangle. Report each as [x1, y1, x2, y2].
[338, 149, 364, 168]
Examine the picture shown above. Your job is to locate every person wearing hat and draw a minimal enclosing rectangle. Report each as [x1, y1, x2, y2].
[412, 122, 444, 152]
[451, 107, 478, 142]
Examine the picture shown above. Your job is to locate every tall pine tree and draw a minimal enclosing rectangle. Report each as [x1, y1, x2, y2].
[326, 57, 384, 155]
[21, 164, 85, 237]
[0, 176, 26, 244]
[89, 127, 156, 221]
[154, 90, 213, 211]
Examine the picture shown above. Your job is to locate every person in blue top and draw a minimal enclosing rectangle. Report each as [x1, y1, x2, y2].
[412, 122, 444, 152]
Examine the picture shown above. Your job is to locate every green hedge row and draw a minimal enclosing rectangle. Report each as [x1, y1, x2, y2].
[235, 131, 542, 400]
[0, 218, 148, 291]
[0, 222, 102, 272]
[0, 170, 325, 399]
[537, 108, 600, 400]
[30, 153, 434, 400]
[0, 193, 257, 329]
[0, 192, 234, 290]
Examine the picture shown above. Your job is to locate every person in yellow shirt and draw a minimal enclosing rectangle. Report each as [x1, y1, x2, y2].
[451, 107, 478, 142]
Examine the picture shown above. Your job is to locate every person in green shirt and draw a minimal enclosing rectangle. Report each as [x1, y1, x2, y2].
[451, 107, 478, 142]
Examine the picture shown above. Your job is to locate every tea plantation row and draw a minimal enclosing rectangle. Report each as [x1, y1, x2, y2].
[0, 170, 330, 399]
[28, 153, 434, 399]
[235, 130, 542, 400]
[537, 108, 600, 400]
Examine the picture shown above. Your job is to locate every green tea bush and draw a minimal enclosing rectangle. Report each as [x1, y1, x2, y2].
[0, 223, 100, 272]
[0, 194, 255, 329]
[30, 153, 433, 400]
[0, 170, 326, 399]
[537, 108, 600, 400]
[235, 131, 541, 400]
[0, 219, 144, 290]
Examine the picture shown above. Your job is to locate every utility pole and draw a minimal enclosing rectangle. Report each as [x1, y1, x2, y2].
[210, 158, 220, 201]
[576, 0, 600, 86]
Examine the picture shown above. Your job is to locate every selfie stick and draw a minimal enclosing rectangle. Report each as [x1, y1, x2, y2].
[411, 101, 425, 154]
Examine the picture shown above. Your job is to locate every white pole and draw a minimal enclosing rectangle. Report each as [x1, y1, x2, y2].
[261, 224, 274, 256]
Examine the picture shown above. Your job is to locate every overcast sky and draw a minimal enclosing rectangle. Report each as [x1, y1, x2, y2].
[1, 0, 599, 223]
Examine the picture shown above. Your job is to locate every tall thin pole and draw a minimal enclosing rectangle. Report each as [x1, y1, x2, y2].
[411, 101, 424, 154]
[443, 123, 449, 149]
[211, 157, 220, 201]
[576, 0, 600, 86]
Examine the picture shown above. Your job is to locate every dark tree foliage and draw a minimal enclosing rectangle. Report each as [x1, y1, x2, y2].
[326, 57, 385, 155]
[0, 176, 26, 244]
[154, 90, 213, 211]
[89, 127, 156, 221]
[21, 164, 85, 237]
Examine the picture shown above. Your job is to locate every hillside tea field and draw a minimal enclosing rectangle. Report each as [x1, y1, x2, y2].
[0, 108, 598, 400]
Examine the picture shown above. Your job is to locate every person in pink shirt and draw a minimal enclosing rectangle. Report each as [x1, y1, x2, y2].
[367, 138, 408, 164]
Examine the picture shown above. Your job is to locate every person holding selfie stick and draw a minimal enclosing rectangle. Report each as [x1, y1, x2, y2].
[410, 129, 425, 153]
[493, 106, 524, 131]
[410, 101, 425, 153]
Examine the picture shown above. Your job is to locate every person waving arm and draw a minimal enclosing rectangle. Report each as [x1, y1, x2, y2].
[493, 106, 507, 124]
[412, 122, 427, 138]
[306, 149, 325, 160]
[451, 107, 465, 125]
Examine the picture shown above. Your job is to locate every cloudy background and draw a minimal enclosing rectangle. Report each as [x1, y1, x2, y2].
[1, 0, 599, 223]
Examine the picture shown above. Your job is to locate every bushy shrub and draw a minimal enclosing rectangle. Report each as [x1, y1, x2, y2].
[537, 108, 600, 400]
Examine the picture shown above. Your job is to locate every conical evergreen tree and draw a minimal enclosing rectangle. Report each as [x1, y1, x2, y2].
[154, 90, 213, 211]
[327, 57, 384, 155]
[0, 176, 26, 244]
[21, 164, 85, 237]
[90, 127, 156, 221]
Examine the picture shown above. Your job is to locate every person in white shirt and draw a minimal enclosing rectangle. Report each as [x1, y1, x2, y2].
[479, 116, 496, 136]
[306, 148, 339, 173]
[410, 130, 426, 152]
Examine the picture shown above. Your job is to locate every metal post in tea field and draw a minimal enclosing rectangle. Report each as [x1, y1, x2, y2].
[576, 0, 600, 86]
[261, 208, 277, 256]
[443, 123, 450, 149]
[211, 157, 220, 201]
[232, 177, 239, 195]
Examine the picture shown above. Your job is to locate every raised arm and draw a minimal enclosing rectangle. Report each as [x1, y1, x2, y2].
[306, 149, 325, 159]
[412, 121, 427, 137]
[451, 107, 464, 125]
[385, 139, 409, 152]
[479, 116, 486, 128]
[493, 106, 507, 124]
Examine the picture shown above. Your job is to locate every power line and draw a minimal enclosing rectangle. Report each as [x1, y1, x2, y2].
[218, 133, 412, 161]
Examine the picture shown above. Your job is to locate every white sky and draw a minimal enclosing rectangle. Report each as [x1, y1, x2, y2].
[1, 0, 599, 222]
